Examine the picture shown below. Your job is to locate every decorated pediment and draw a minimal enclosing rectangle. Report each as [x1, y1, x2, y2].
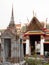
[1, 29, 15, 38]
[27, 17, 43, 31]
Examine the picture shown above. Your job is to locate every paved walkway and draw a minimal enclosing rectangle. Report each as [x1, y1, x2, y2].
[0, 61, 26, 65]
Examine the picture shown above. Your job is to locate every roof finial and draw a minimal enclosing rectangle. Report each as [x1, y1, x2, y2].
[33, 10, 34, 17]
[46, 18, 48, 28]
[44, 18, 48, 29]
[12, 4, 13, 17]
[33, 10, 36, 17]
[27, 17, 29, 22]
[35, 13, 36, 17]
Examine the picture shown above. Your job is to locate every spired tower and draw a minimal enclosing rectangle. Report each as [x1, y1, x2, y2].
[1, 6, 24, 62]
[9, 6, 15, 27]
[8, 6, 17, 34]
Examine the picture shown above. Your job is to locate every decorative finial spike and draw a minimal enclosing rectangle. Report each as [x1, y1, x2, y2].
[44, 18, 48, 29]
[46, 18, 48, 28]
[33, 11, 34, 17]
[35, 13, 36, 17]
[27, 17, 29, 22]
[12, 5, 13, 17]
[9, 5, 15, 27]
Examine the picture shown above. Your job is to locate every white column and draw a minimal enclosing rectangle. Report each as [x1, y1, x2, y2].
[26, 39, 31, 55]
[40, 38, 44, 56]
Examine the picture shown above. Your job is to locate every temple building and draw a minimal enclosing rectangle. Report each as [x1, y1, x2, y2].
[22, 16, 49, 57]
[0, 6, 49, 63]
[0, 7, 24, 62]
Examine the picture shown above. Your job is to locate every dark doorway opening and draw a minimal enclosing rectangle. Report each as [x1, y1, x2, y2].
[0, 44, 1, 56]
[29, 35, 40, 55]
[44, 44, 49, 57]
[23, 43, 26, 56]
[4, 39, 11, 61]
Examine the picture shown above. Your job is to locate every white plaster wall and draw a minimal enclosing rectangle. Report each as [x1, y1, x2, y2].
[40, 39, 44, 55]
[26, 39, 30, 55]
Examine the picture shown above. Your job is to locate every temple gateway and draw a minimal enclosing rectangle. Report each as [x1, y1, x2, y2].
[23, 16, 49, 57]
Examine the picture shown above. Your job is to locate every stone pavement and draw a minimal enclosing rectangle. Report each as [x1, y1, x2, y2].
[0, 61, 26, 65]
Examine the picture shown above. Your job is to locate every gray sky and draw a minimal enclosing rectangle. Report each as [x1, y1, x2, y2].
[0, 0, 49, 29]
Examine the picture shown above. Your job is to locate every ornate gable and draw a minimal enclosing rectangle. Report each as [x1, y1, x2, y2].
[1, 29, 16, 39]
[27, 17, 43, 31]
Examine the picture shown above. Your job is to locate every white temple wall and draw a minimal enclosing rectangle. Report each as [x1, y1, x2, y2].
[26, 39, 31, 55]
[40, 38, 44, 56]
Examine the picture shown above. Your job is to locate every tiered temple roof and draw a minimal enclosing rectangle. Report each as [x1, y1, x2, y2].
[27, 17, 43, 31]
